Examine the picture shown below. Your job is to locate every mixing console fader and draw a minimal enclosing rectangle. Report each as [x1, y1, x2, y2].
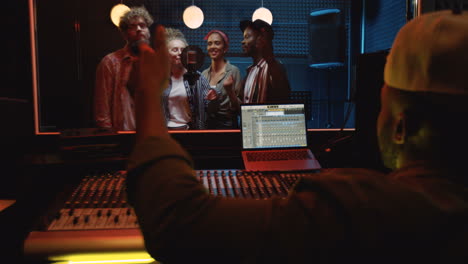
[195, 170, 301, 199]
[46, 171, 135, 231]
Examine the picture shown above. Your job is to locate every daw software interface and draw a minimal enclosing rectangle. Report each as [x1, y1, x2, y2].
[241, 104, 308, 149]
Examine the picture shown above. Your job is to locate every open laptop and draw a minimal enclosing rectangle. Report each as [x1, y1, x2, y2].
[240, 103, 321, 171]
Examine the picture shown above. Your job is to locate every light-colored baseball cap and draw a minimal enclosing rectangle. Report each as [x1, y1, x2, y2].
[384, 9, 468, 95]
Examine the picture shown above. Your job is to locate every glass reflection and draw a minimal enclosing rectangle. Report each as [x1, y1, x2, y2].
[30, 0, 353, 134]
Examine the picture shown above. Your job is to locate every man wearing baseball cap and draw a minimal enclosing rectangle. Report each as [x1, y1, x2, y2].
[239, 19, 291, 103]
[126, 9, 468, 264]
[379, 8, 468, 171]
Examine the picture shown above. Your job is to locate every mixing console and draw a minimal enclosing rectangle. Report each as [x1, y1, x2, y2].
[24, 169, 307, 257]
[43, 170, 303, 231]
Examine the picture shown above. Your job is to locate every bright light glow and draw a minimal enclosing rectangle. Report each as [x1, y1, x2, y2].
[252, 7, 273, 25]
[69, 259, 154, 264]
[49, 252, 156, 264]
[110, 4, 131, 27]
[183, 5, 204, 29]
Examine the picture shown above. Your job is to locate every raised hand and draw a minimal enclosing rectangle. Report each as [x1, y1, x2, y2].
[205, 88, 218, 101]
[136, 25, 171, 96]
[134, 25, 171, 141]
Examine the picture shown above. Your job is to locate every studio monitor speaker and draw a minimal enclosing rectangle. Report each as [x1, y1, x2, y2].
[308, 9, 345, 67]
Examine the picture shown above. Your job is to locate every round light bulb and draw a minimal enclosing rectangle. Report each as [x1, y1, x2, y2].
[183, 5, 204, 29]
[252, 7, 273, 25]
[110, 4, 131, 27]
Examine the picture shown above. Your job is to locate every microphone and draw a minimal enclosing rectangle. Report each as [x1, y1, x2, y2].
[186, 50, 198, 72]
[182, 45, 205, 85]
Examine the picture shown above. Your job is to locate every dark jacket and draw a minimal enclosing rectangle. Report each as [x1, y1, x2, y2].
[126, 136, 468, 264]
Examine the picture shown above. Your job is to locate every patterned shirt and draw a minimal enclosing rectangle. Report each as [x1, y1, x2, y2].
[241, 58, 291, 104]
[162, 73, 217, 129]
[94, 47, 137, 131]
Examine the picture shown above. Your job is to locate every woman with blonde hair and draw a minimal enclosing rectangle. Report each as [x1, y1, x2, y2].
[162, 28, 218, 129]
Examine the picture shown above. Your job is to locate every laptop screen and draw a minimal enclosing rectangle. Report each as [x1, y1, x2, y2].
[241, 103, 308, 149]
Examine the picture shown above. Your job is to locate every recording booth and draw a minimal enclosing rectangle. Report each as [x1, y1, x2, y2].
[3, 0, 458, 263]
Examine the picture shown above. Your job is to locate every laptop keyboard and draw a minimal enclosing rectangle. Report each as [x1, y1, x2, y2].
[246, 149, 311, 162]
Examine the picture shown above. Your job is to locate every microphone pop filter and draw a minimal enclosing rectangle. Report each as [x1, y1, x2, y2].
[181, 45, 205, 72]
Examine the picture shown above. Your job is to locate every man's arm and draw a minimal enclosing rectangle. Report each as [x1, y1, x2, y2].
[127, 26, 274, 263]
[127, 25, 350, 264]
[267, 60, 291, 102]
[132, 26, 170, 142]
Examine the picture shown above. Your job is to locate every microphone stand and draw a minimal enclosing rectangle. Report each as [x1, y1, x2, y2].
[185, 70, 202, 129]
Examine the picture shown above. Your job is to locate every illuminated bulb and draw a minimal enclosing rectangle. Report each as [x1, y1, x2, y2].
[183, 5, 204, 29]
[252, 7, 273, 25]
[110, 4, 131, 27]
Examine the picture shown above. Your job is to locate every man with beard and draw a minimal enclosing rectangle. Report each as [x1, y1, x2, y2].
[126, 9, 468, 264]
[94, 6, 153, 131]
[239, 19, 291, 104]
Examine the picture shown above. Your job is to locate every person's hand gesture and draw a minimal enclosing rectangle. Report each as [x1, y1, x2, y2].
[134, 25, 171, 141]
[136, 25, 171, 96]
[205, 89, 218, 101]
